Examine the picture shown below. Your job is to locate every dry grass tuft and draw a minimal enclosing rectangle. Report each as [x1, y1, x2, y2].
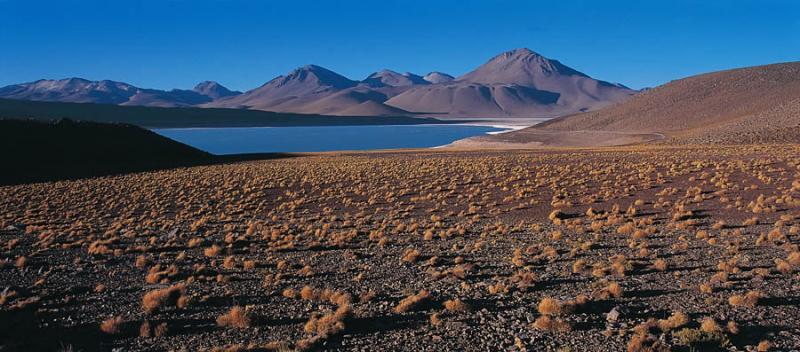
[700, 317, 721, 333]
[728, 290, 762, 308]
[430, 313, 442, 326]
[303, 303, 351, 339]
[142, 284, 187, 314]
[394, 290, 431, 313]
[652, 259, 667, 271]
[401, 248, 421, 263]
[532, 315, 571, 332]
[216, 306, 252, 329]
[100, 315, 124, 335]
[140, 320, 169, 337]
[443, 299, 470, 312]
[657, 311, 689, 331]
[537, 297, 566, 316]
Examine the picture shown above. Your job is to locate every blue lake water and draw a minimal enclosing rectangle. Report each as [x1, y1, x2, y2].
[153, 125, 506, 154]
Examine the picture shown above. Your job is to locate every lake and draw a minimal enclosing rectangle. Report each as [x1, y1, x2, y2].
[153, 124, 508, 154]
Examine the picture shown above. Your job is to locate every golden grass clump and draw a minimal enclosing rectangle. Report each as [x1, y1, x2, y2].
[394, 290, 431, 313]
[728, 290, 762, 307]
[652, 258, 667, 271]
[443, 299, 470, 312]
[572, 259, 587, 274]
[595, 281, 624, 299]
[775, 259, 792, 274]
[700, 317, 721, 333]
[617, 222, 635, 235]
[699, 283, 714, 294]
[788, 251, 800, 266]
[532, 315, 571, 332]
[282, 288, 298, 299]
[100, 315, 124, 334]
[657, 311, 689, 331]
[626, 332, 666, 352]
[223, 256, 236, 269]
[300, 285, 316, 300]
[216, 306, 252, 329]
[142, 284, 187, 314]
[548, 210, 566, 224]
[204, 245, 221, 257]
[401, 248, 421, 263]
[139, 320, 169, 337]
[537, 297, 569, 316]
[135, 255, 148, 268]
[303, 303, 351, 339]
[430, 312, 442, 326]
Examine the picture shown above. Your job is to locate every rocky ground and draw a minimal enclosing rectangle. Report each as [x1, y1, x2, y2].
[1, 144, 800, 351]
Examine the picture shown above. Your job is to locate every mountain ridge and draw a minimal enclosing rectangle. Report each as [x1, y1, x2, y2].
[0, 78, 240, 108]
[0, 48, 635, 118]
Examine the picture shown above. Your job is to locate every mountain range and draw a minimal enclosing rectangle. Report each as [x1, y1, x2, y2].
[0, 48, 636, 119]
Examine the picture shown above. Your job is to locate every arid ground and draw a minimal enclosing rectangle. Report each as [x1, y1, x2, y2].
[2, 143, 799, 351]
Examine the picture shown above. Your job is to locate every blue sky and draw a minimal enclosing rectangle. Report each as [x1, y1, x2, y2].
[1, 0, 798, 91]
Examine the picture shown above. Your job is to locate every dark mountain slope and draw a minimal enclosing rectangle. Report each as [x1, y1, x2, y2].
[0, 119, 213, 185]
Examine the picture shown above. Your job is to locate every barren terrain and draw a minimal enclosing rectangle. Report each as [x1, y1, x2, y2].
[2, 144, 800, 351]
[469, 62, 800, 148]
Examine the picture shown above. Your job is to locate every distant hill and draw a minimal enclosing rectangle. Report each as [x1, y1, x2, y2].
[205, 65, 417, 116]
[0, 119, 213, 185]
[0, 48, 633, 119]
[193, 81, 242, 99]
[0, 78, 241, 107]
[363, 70, 430, 87]
[423, 72, 455, 84]
[0, 98, 450, 128]
[469, 61, 800, 147]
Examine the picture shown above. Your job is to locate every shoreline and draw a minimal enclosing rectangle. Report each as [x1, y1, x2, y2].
[153, 123, 523, 154]
[151, 123, 500, 132]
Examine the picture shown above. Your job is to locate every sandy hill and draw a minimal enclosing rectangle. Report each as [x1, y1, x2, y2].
[466, 61, 800, 147]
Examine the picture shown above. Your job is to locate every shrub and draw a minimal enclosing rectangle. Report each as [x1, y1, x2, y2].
[532, 315, 571, 332]
[401, 248, 421, 263]
[204, 245, 221, 257]
[673, 328, 730, 350]
[394, 290, 430, 313]
[728, 291, 762, 307]
[657, 311, 688, 331]
[443, 299, 470, 312]
[537, 297, 565, 316]
[303, 304, 351, 338]
[100, 315, 124, 334]
[142, 284, 186, 314]
[216, 306, 252, 329]
[652, 259, 667, 271]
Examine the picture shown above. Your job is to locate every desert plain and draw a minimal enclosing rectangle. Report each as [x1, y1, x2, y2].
[2, 141, 799, 351]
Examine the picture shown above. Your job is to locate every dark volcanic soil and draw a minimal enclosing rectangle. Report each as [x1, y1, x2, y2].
[1, 144, 799, 351]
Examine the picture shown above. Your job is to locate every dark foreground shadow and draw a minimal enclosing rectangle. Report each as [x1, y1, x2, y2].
[0, 118, 297, 186]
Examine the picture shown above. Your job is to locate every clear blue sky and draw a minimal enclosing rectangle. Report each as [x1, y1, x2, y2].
[1, 0, 798, 91]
